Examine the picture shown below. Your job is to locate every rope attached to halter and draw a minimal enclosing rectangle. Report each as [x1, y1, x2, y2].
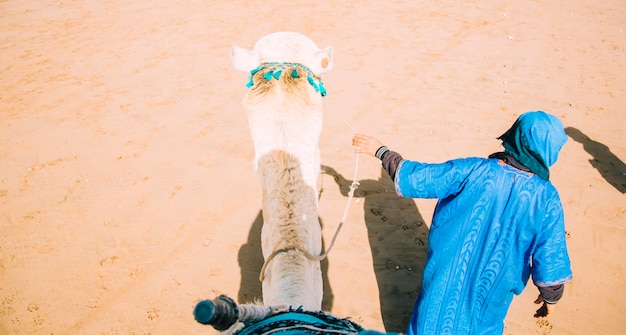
[259, 150, 361, 282]
[259, 157, 360, 282]
[246, 62, 327, 96]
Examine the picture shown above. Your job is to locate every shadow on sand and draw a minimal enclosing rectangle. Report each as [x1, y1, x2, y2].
[237, 211, 335, 310]
[322, 165, 428, 333]
[565, 127, 626, 194]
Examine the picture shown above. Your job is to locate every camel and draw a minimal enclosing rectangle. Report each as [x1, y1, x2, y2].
[230, 32, 333, 311]
[193, 32, 392, 335]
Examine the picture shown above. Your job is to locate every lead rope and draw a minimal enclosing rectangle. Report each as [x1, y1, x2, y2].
[259, 110, 361, 282]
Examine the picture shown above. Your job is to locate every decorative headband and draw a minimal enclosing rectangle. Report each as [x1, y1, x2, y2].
[246, 62, 327, 96]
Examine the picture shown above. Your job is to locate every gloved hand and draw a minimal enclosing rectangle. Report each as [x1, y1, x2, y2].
[533, 294, 553, 318]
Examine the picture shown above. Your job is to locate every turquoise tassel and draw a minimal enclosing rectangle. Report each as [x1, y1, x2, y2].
[318, 82, 327, 96]
[273, 69, 282, 79]
[291, 69, 299, 78]
[246, 67, 261, 88]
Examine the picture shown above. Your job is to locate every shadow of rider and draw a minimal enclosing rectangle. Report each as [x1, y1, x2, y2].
[321, 165, 428, 333]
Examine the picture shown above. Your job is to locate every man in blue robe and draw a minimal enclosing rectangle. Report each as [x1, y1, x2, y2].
[352, 111, 573, 335]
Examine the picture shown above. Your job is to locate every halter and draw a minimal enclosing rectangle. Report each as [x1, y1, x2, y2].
[246, 62, 327, 96]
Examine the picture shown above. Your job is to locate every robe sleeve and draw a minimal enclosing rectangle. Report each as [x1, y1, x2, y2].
[531, 193, 573, 287]
[394, 158, 482, 199]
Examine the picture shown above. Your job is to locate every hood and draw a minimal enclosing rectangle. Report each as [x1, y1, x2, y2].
[498, 111, 568, 180]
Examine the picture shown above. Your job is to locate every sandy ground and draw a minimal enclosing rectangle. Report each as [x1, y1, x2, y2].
[1, 1, 625, 334]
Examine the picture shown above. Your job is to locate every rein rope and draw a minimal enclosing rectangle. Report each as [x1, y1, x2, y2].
[259, 157, 360, 282]
[258, 104, 362, 282]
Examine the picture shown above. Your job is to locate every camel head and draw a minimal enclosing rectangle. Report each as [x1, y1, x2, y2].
[231, 32, 333, 76]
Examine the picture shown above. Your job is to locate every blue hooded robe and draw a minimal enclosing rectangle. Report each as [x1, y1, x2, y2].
[399, 111, 572, 335]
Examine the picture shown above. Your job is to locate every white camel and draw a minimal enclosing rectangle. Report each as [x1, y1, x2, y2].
[230, 32, 334, 311]
[193, 33, 386, 334]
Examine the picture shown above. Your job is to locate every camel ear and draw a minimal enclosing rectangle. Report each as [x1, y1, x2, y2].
[230, 45, 259, 73]
[313, 46, 333, 74]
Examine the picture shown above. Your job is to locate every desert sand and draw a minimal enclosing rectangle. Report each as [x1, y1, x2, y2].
[1, 1, 625, 334]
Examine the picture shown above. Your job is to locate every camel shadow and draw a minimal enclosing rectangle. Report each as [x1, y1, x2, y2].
[237, 211, 334, 310]
[565, 127, 626, 193]
[322, 165, 428, 333]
